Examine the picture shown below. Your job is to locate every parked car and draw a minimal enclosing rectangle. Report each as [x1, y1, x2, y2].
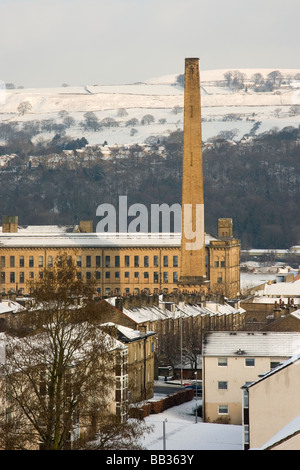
[184, 380, 202, 396]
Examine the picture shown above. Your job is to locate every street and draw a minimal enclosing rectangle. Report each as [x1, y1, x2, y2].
[154, 381, 183, 396]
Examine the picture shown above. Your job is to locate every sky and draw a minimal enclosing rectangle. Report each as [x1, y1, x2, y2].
[0, 0, 300, 88]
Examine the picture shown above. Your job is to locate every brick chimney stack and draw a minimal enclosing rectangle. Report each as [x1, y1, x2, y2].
[178, 58, 208, 290]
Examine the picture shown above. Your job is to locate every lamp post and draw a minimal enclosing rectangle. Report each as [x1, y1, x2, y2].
[195, 371, 198, 424]
[163, 418, 168, 450]
[180, 315, 183, 388]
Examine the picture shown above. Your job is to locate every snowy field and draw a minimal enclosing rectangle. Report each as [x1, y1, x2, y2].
[1, 67, 300, 148]
[140, 396, 243, 451]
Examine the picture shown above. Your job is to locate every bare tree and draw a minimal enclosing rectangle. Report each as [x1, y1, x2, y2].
[82, 412, 152, 450]
[17, 101, 32, 116]
[130, 128, 138, 136]
[274, 108, 282, 118]
[117, 108, 128, 117]
[141, 114, 155, 125]
[101, 117, 119, 128]
[126, 118, 139, 127]
[224, 71, 245, 91]
[172, 106, 183, 115]
[252, 73, 264, 86]
[83, 112, 101, 132]
[267, 70, 283, 88]
[0, 255, 149, 450]
[58, 110, 69, 119]
[289, 105, 300, 117]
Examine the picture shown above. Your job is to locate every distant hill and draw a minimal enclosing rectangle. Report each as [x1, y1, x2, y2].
[1, 68, 300, 147]
[1, 69, 300, 251]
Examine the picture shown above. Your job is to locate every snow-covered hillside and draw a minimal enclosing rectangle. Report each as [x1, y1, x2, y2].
[1, 68, 300, 146]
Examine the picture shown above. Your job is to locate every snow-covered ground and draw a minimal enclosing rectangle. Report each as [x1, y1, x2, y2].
[140, 393, 243, 451]
[1, 67, 300, 148]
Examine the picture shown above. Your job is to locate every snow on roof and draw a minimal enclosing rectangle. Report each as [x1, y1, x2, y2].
[176, 301, 245, 317]
[252, 297, 300, 306]
[0, 302, 14, 314]
[243, 249, 288, 254]
[121, 300, 244, 325]
[100, 322, 146, 341]
[15, 225, 78, 234]
[0, 229, 215, 248]
[0, 300, 25, 314]
[116, 324, 145, 340]
[116, 324, 155, 341]
[261, 279, 300, 297]
[123, 305, 170, 324]
[202, 331, 300, 358]
[245, 353, 300, 449]
[0, 323, 127, 371]
[260, 413, 300, 450]
[240, 272, 285, 289]
[246, 352, 300, 390]
[291, 309, 300, 320]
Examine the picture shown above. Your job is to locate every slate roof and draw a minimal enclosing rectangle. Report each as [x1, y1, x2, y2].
[202, 331, 300, 358]
[0, 229, 216, 248]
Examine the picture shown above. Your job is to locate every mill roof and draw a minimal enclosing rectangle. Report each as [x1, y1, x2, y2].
[0, 228, 216, 248]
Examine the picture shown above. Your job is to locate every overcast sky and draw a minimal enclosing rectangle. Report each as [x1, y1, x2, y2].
[0, 0, 299, 88]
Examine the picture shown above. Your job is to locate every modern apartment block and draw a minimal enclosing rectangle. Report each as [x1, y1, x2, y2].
[202, 331, 300, 425]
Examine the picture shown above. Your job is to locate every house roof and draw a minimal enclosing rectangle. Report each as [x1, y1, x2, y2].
[121, 301, 244, 325]
[261, 309, 300, 332]
[245, 352, 300, 390]
[261, 414, 300, 450]
[115, 324, 155, 342]
[0, 227, 216, 248]
[258, 279, 300, 298]
[0, 300, 25, 314]
[244, 354, 300, 449]
[202, 331, 300, 358]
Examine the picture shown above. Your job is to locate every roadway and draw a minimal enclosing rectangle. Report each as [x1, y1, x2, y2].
[154, 381, 183, 396]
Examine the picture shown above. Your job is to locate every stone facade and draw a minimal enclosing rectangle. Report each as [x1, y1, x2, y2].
[0, 225, 240, 299]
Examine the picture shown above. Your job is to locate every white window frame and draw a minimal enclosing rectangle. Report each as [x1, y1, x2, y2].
[218, 405, 228, 415]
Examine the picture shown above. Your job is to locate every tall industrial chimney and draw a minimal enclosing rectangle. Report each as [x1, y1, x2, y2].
[178, 58, 208, 289]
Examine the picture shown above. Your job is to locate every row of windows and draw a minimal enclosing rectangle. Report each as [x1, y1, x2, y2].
[218, 357, 255, 367]
[97, 287, 167, 296]
[218, 358, 281, 368]
[1, 255, 46, 268]
[0, 254, 179, 269]
[1, 285, 171, 296]
[214, 260, 226, 268]
[1, 271, 179, 284]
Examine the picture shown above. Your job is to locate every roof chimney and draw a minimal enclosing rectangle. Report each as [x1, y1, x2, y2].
[2, 216, 18, 233]
[78, 220, 93, 233]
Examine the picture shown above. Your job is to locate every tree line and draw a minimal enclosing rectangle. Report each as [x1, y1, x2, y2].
[0, 127, 299, 249]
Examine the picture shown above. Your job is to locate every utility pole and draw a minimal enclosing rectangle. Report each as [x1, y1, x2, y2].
[195, 371, 198, 424]
[163, 419, 167, 450]
[180, 315, 183, 388]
